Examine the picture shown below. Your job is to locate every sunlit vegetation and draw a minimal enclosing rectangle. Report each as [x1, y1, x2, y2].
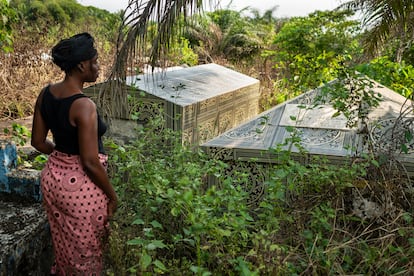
[1, 0, 413, 274]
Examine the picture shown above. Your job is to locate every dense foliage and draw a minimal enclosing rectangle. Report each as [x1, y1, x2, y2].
[9, 0, 121, 42]
[0, 0, 16, 52]
[2, 0, 414, 274]
[356, 56, 414, 98]
[263, 10, 361, 106]
[92, 5, 414, 272]
[104, 110, 413, 274]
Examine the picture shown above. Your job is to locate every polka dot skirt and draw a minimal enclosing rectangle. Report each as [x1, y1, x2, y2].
[41, 150, 109, 275]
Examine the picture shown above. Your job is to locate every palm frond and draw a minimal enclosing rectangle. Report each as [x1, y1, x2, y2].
[337, 0, 414, 61]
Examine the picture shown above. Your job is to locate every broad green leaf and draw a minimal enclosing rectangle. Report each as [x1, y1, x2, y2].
[183, 190, 193, 202]
[150, 220, 163, 229]
[240, 210, 254, 221]
[132, 218, 145, 225]
[332, 111, 341, 118]
[140, 252, 152, 270]
[217, 228, 232, 237]
[127, 238, 145, 246]
[401, 144, 409, 154]
[147, 240, 167, 250]
[371, 159, 379, 167]
[153, 260, 167, 270]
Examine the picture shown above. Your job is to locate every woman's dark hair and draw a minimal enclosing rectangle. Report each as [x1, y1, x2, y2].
[51, 32, 97, 73]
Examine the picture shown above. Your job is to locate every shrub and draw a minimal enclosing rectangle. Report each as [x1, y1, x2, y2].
[104, 107, 414, 274]
[356, 56, 414, 98]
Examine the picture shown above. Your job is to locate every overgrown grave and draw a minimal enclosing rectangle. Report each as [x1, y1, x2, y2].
[84, 63, 261, 146]
[201, 73, 413, 215]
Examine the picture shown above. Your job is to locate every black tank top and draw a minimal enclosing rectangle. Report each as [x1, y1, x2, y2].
[40, 85, 107, 154]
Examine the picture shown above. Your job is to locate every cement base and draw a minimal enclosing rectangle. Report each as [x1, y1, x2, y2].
[0, 193, 52, 276]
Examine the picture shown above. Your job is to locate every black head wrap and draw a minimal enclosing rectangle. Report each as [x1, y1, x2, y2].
[51, 32, 97, 72]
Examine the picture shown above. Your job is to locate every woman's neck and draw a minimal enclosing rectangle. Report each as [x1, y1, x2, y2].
[63, 74, 84, 92]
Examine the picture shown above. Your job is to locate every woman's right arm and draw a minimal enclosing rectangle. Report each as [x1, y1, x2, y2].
[31, 90, 55, 154]
[74, 98, 118, 217]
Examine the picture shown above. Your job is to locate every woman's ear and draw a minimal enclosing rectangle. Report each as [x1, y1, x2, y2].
[77, 62, 85, 72]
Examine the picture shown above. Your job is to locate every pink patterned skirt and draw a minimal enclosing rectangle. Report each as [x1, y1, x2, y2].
[41, 150, 109, 275]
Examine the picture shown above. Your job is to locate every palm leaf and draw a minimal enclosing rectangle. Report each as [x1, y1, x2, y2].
[338, 0, 414, 60]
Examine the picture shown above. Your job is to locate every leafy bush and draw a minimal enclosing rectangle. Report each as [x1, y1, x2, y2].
[268, 10, 361, 100]
[105, 110, 414, 274]
[26, 0, 49, 22]
[356, 56, 414, 98]
[168, 37, 199, 66]
[45, 0, 70, 24]
[10, 0, 121, 43]
[0, 0, 17, 52]
[3, 123, 31, 146]
[105, 113, 256, 274]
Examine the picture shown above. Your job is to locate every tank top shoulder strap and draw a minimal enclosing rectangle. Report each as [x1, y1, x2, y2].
[43, 85, 88, 100]
[40, 85, 90, 123]
[68, 92, 89, 102]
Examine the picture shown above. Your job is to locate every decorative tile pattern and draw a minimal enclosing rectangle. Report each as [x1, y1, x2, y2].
[224, 116, 268, 141]
[370, 117, 414, 153]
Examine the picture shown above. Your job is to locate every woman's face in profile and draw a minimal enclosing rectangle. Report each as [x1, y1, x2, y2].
[84, 54, 100, 82]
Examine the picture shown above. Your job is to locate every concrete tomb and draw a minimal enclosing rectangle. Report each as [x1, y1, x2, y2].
[0, 141, 51, 275]
[201, 79, 414, 204]
[85, 63, 260, 145]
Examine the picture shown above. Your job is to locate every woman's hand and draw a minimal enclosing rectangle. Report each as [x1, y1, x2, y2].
[107, 197, 118, 219]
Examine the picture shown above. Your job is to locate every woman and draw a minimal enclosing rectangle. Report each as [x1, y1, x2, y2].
[31, 32, 118, 275]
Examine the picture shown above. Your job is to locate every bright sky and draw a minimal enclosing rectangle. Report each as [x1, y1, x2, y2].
[78, 0, 342, 17]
